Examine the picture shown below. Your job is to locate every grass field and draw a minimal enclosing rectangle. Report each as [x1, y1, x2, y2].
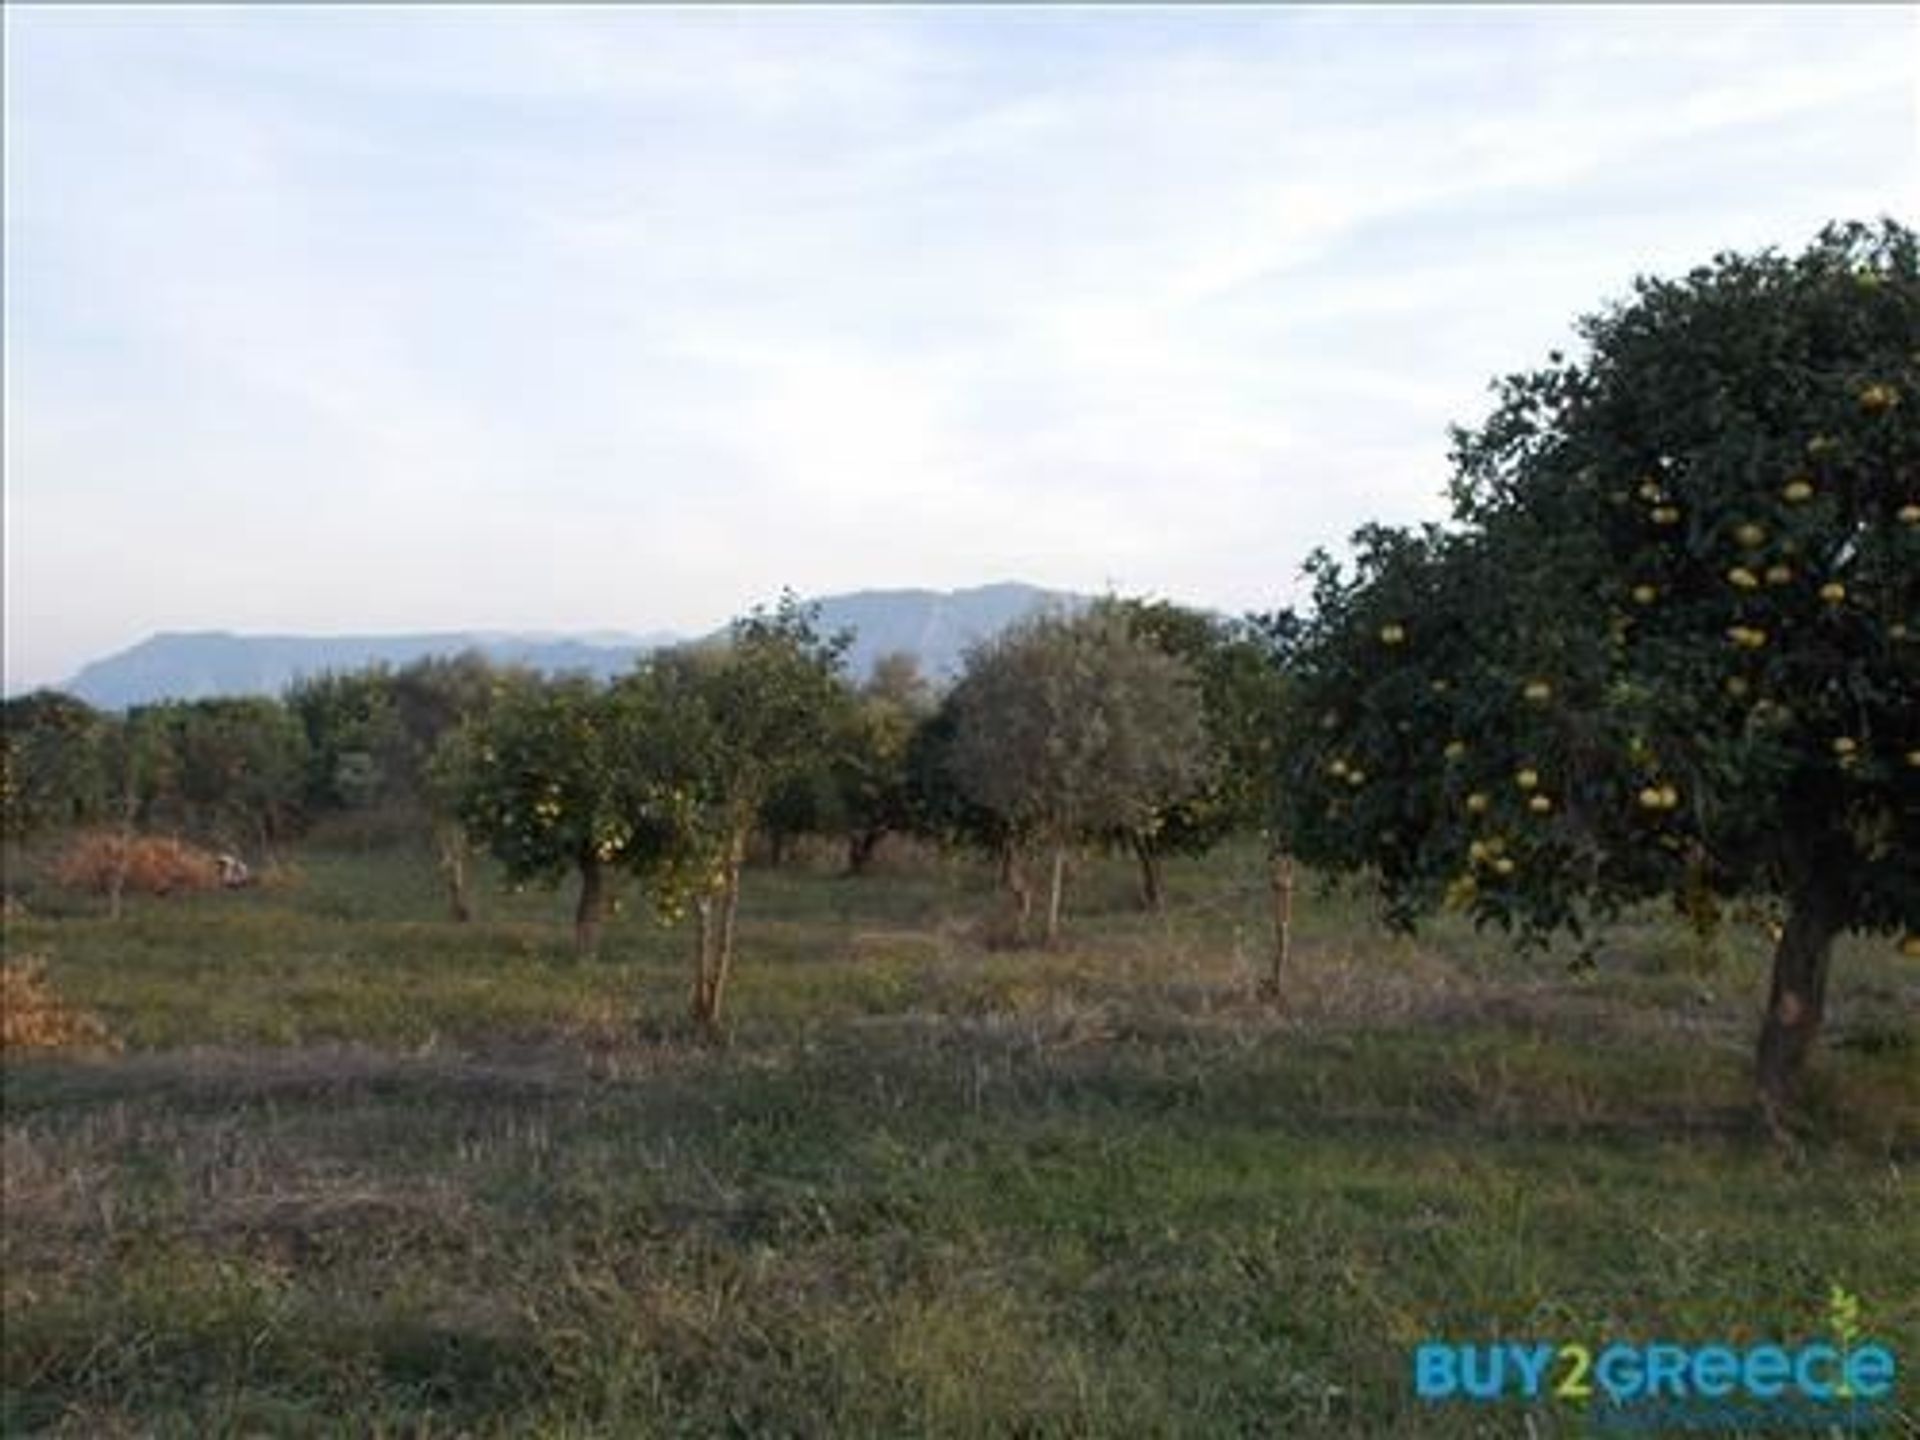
[3, 837, 1916, 1436]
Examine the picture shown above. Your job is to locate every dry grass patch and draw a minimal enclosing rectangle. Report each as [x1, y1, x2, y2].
[0, 958, 120, 1055]
[47, 832, 223, 898]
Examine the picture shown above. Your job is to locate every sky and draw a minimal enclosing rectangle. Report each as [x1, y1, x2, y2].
[5, 5, 1916, 691]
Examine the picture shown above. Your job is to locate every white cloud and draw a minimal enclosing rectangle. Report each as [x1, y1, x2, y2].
[5, 5, 1915, 688]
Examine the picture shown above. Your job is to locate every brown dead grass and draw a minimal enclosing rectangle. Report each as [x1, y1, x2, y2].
[48, 832, 222, 898]
[0, 957, 120, 1055]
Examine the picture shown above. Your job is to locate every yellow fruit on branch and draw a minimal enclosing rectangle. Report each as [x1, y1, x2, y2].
[1764, 564, 1794, 586]
[1734, 523, 1767, 549]
[1465, 792, 1490, 815]
[1493, 857, 1516, 876]
[1379, 623, 1407, 645]
[1443, 740, 1467, 761]
[1515, 768, 1540, 791]
[1859, 382, 1900, 414]
[1831, 736, 1857, 757]
[1527, 795, 1553, 815]
[1650, 506, 1681, 526]
[1727, 626, 1768, 650]
[1898, 504, 1920, 526]
[1727, 567, 1759, 590]
[1631, 584, 1658, 605]
[1782, 478, 1815, 504]
[1818, 582, 1846, 605]
[1523, 680, 1553, 703]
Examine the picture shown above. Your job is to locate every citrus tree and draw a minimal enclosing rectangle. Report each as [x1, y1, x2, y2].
[441, 675, 637, 956]
[612, 596, 851, 1029]
[1279, 220, 1918, 1117]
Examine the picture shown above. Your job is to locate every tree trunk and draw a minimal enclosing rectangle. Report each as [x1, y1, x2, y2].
[690, 895, 719, 1029]
[692, 831, 747, 1034]
[574, 854, 606, 958]
[1132, 832, 1164, 913]
[847, 827, 884, 876]
[1044, 843, 1069, 948]
[1000, 840, 1033, 942]
[712, 836, 745, 1023]
[108, 806, 136, 922]
[107, 839, 128, 922]
[437, 822, 472, 924]
[1266, 850, 1295, 1002]
[1755, 863, 1847, 1122]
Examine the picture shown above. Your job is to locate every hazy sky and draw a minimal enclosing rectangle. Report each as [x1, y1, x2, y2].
[6, 6, 1915, 690]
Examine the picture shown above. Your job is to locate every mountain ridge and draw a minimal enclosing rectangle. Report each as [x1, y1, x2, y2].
[55, 583, 1087, 708]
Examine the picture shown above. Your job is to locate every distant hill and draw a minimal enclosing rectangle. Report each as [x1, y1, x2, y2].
[59, 583, 1084, 707]
[812, 583, 1083, 683]
[61, 631, 679, 709]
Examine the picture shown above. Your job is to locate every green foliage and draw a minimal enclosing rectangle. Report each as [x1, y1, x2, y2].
[760, 652, 931, 866]
[443, 676, 635, 889]
[1, 691, 110, 837]
[613, 594, 853, 916]
[1101, 598, 1291, 855]
[286, 668, 410, 811]
[949, 607, 1213, 846]
[1280, 221, 1920, 957]
[152, 698, 310, 848]
[290, 652, 518, 815]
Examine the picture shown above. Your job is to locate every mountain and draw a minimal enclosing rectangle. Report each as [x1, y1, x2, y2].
[810, 583, 1082, 682]
[60, 631, 679, 709]
[58, 583, 1083, 708]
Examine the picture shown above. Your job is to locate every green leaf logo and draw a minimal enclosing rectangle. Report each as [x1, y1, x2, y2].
[1828, 1283, 1863, 1348]
[1828, 1283, 1864, 1400]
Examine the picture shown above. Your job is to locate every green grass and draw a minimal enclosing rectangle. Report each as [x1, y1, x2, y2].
[3, 839, 1917, 1435]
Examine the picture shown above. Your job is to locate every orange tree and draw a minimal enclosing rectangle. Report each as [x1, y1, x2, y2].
[1277, 221, 1918, 1117]
[610, 596, 851, 1029]
[439, 674, 634, 956]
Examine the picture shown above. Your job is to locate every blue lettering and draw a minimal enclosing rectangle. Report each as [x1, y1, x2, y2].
[1508, 1343, 1554, 1398]
[1793, 1343, 1838, 1400]
[1595, 1343, 1643, 1402]
[1691, 1345, 1737, 1397]
[1643, 1343, 1688, 1397]
[1414, 1344, 1458, 1399]
[1846, 1344, 1895, 1401]
[1744, 1345, 1790, 1398]
[1460, 1345, 1505, 1400]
